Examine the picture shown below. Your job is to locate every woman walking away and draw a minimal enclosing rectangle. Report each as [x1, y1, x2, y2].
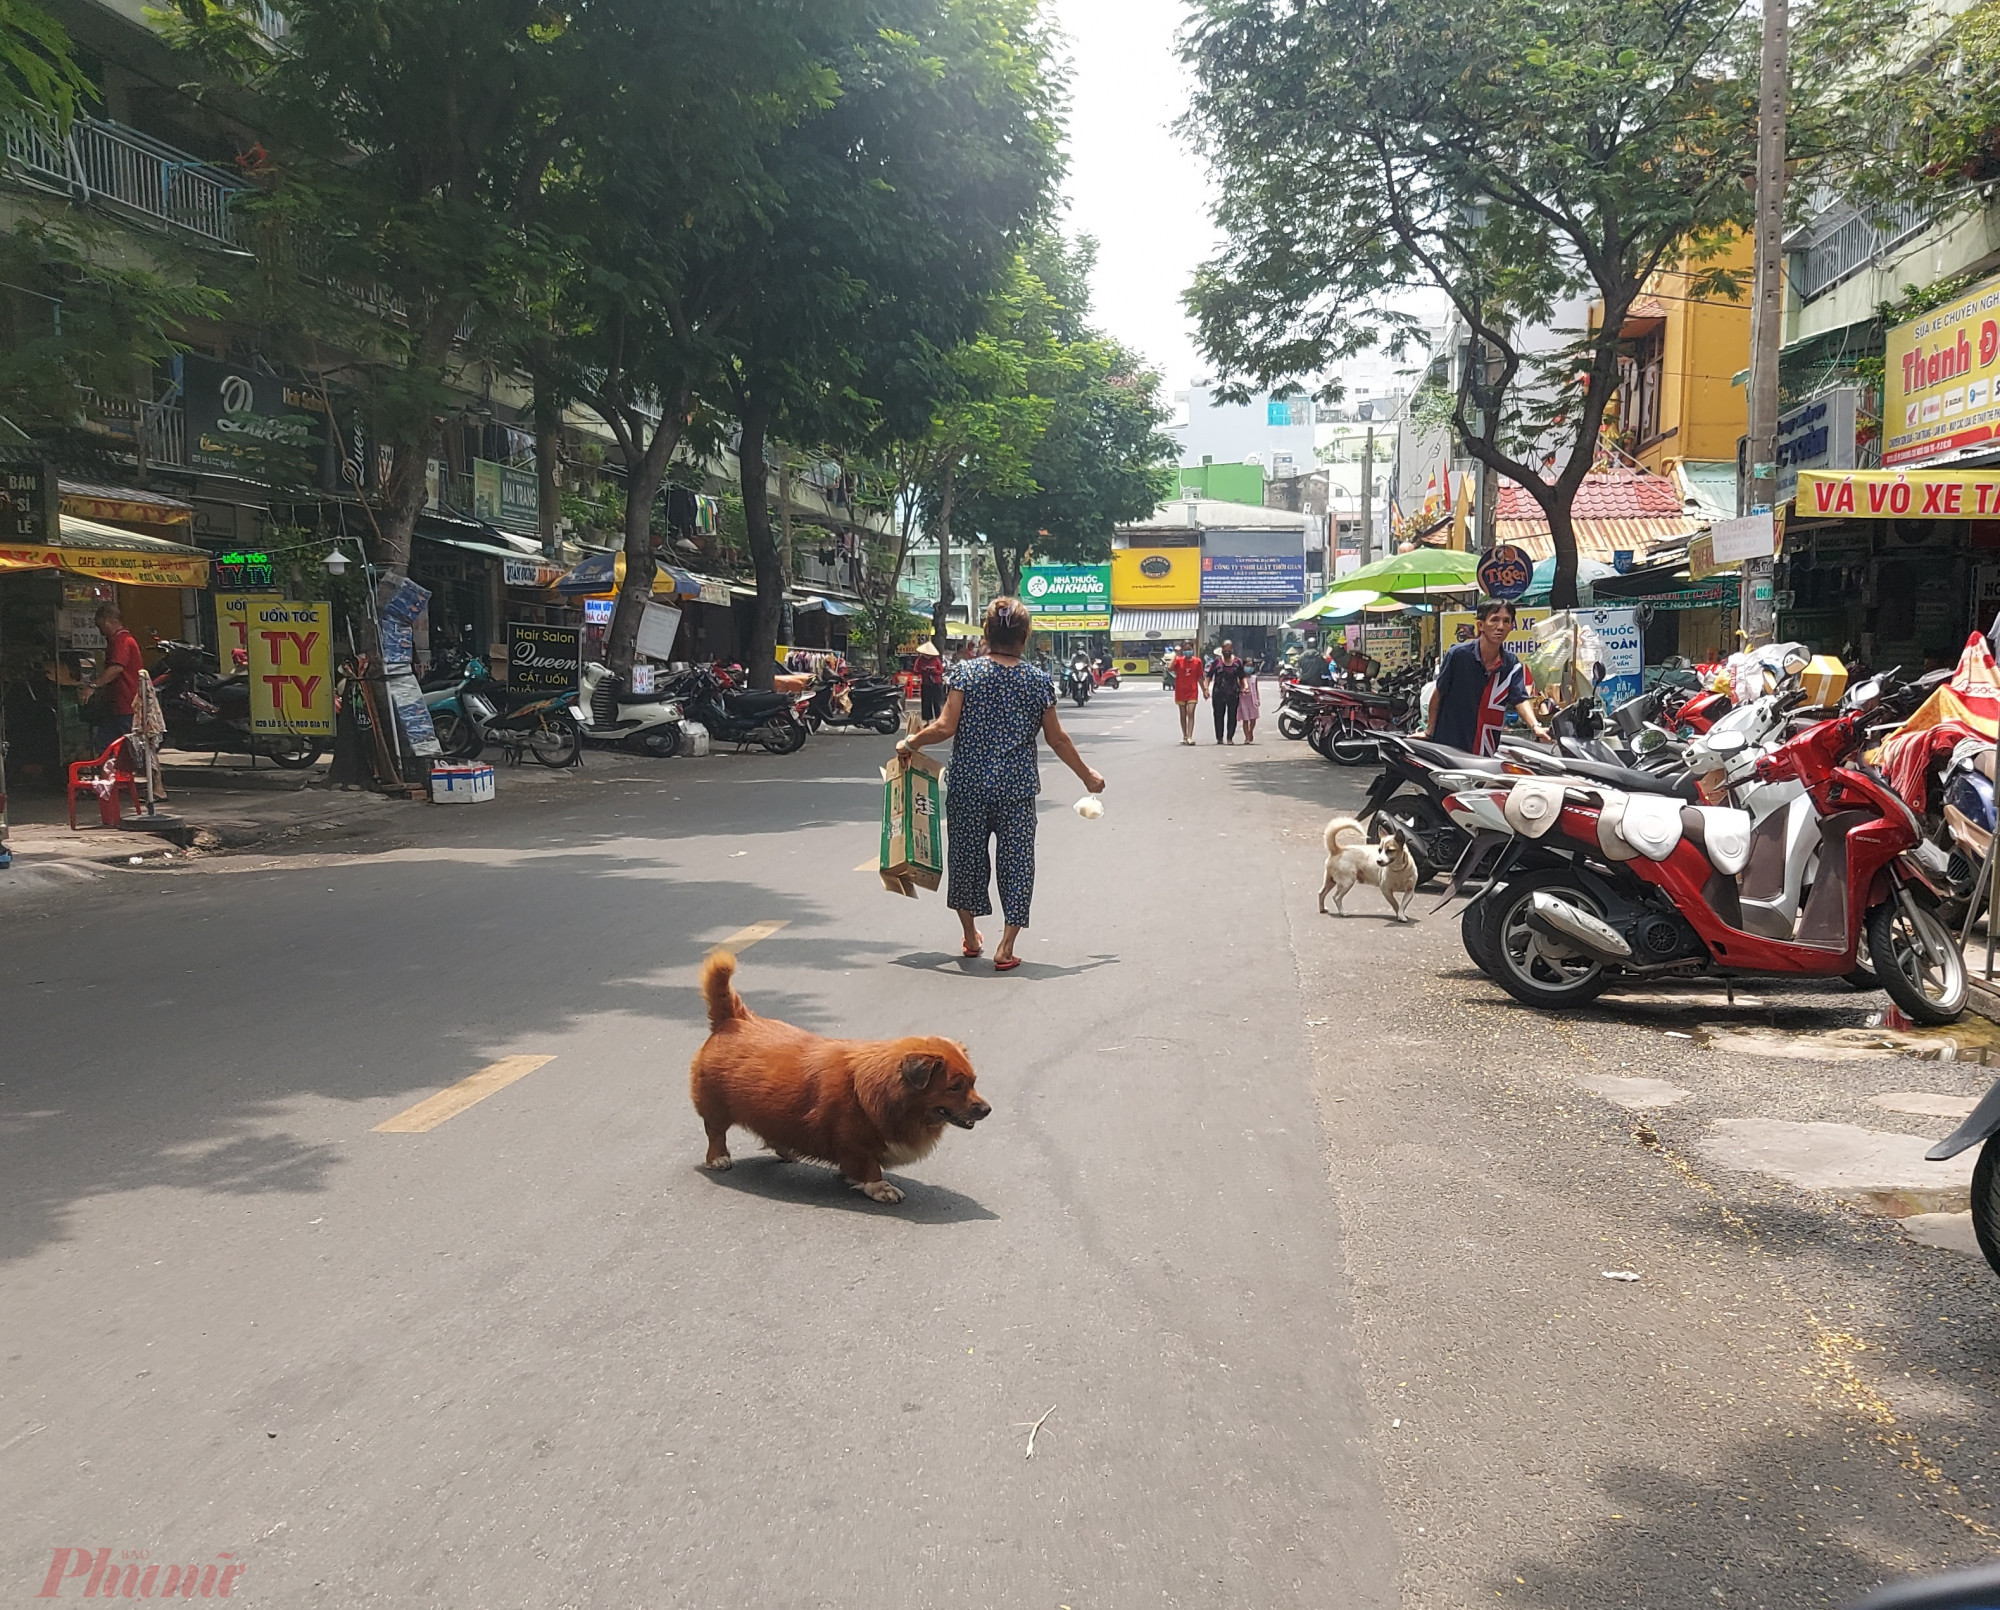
[916, 641, 946, 722]
[1206, 640, 1246, 744]
[898, 597, 1106, 972]
[1237, 657, 1262, 743]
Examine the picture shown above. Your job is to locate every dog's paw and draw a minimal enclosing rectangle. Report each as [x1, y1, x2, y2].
[858, 1180, 904, 1205]
[705, 1154, 734, 1171]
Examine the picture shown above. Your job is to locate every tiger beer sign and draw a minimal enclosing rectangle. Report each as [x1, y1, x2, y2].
[246, 600, 334, 735]
[1797, 467, 2000, 520]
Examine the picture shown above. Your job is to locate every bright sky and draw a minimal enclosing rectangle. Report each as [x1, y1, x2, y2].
[1049, 0, 1217, 403]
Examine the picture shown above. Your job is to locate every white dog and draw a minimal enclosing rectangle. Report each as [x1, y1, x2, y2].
[1318, 816, 1419, 921]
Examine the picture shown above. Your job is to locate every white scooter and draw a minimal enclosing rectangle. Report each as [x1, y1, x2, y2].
[575, 661, 686, 758]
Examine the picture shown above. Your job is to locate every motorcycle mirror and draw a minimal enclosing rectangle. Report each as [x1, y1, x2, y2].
[1850, 1563, 2000, 1610]
[1848, 677, 1883, 711]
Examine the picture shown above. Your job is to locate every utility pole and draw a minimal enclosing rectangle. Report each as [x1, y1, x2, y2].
[1742, 0, 1788, 643]
[1359, 427, 1375, 568]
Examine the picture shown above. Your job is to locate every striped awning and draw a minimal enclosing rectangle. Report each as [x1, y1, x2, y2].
[1111, 609, 1199, 639]
[1203, 606, 1299, 627]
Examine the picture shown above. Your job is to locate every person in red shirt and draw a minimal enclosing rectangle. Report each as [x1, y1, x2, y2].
[916, 640, 946, 721]
[1170, 639, 1206, 745]
[81, 602, 142, 752]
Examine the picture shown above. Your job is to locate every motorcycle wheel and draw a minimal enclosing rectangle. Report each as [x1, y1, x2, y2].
[431, 711, 479, 759]
[1970, 1135, 2000, 1282]
[1483, 870, 1615, 1009]
[528, 716, 582, 769]
[1277, 711, 1307, 741]
[1866, 897, 1967, 1026]
[264, 734, 324, 769]
[761, 717, 808, 756]
[627, 726, 681, 759]
[869, 708, 902, 736]
[1461, 896, 1500, 978]
[1328, 719, 1378, 767]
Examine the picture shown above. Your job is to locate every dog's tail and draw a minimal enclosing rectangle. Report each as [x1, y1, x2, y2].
[1324, 815, 1368, 853]
[700, 950, 751, 1032]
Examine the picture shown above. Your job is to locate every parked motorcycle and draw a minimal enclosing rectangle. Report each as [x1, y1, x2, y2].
[681, 666, 810, 754]
[1307, 665, 1428, 765]
[1445, 675, 1966, 1024]
[1928, 1078, 2000, 1281]
[575, 661, 686, 757]
[803, 664, 904, 735]
[1359, 733, 1518, 887]
[426, 654, 581, 767]
[148, 639, 325, 768]
[1090, 657, 1121, 691]
[1277, 676, 1315, 741]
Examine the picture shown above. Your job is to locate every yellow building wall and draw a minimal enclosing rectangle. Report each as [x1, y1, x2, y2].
[1636, 235, 1753, 475]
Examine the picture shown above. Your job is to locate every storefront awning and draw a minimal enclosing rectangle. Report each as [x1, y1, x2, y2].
[0, 515, 209, 587]
[1204, 606, 1300, 627]
[554, 550, 701, 599]
[1591, 564, 1740, 610]
[59, 480, 194, 528]
[796, 593, 860, 617]
[1111, 609, 1199, 639]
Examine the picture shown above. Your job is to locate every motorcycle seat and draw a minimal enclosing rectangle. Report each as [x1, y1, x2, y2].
[1397, 736, 1509, 775]
[612, 686, 662, 705]
[1543, 753, 1699, 802]
[722, 690, 790, 717]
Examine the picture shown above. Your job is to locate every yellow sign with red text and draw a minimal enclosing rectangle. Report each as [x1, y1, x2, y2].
[1797, 467, 2000, 520]
[245, 600, 334, 735]
[1886, 273, 2000, 467]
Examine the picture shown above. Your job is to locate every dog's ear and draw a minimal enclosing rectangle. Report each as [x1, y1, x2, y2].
[900, 1054, 944, 1090]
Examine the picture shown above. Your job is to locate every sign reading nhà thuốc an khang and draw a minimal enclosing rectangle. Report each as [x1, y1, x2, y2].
[1022, 563, 1111, 629]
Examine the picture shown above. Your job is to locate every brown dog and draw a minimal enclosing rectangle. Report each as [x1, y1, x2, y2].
[688, 950, 991, 1204]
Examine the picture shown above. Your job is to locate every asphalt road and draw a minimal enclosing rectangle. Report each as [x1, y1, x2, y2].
[0, 687, 1399, 1608]
[9, 684, 2000, 1609]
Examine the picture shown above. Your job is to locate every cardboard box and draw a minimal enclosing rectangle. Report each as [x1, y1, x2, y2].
[879, 750, 944, 896]
[431, 763, 495, 804]
[1801, 654, 1848, 709]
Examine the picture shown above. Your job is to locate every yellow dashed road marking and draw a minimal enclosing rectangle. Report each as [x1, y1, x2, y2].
[374, 1055, 556, 1134]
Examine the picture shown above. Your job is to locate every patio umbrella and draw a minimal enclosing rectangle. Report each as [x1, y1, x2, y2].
[1323, 548, 1480, 599]
[1518, 556, 1616, 607]
[1290, 588, 1400, 622]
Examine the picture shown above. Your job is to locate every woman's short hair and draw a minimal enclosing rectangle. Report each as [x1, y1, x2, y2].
[984, 597, 1032, 652]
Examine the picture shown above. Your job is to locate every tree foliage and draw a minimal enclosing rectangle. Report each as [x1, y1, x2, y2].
[1182, 0, 1759, 605]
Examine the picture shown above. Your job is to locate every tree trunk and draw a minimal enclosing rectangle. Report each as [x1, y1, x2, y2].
[1545, 497, 1580, 610]
[930, 459, 956, 653]
[533, 364, 562, 558]
[997, 543, 1022, 598]
[602, 395, 688, 676]
[738, 398, 784, 691]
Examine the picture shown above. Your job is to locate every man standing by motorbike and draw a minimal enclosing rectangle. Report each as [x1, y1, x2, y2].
[1426, 599, 1550, 756]
[79, 603, 143, 753]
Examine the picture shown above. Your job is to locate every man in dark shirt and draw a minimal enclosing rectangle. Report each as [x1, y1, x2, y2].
[1427, 599, 1549, 756]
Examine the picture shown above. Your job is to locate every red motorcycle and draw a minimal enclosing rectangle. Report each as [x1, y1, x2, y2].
[1306, 668, 1427, 766]
[1450, 682, 1967, 1023]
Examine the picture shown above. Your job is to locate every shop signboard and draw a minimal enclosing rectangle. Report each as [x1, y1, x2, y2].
[1798, 467, 2000, 518]
[635, 601, 683, 662]
[473, 458, 540, 536]
[507, 622, 579, 693]
[1574, 607, 1644, 708]
[1111, 547, 1200, 607]
[214, 591, 283, 672]
[1362, 618, 1417, 670]
[502, 557, 565, 589]
[1776, 389, 1860, 502]
[1023, 562, 1111, 630]
[1885, 272, 2000, 467]
[246, 600, 335, 736]
[1477, 543, 1533, 600]
[183, 354, 328, 477]
[0, 456, 55, 541]
[1199, 529, 1306, 605]
[1441, 607, 1550, 659]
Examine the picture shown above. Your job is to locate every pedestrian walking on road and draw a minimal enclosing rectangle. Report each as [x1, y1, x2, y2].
[1206, 640, 1246, 744]
[1426, 599, 1551, 756]
[1236, 660, 1262, 743]
[898, 597, 1106, 972]
[1170, 640, 1205, 745]
[916, 641, 946, 722]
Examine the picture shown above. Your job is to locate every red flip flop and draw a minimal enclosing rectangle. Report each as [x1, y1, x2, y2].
[993, 956, 1021, 972]
[962, 942, 983, 958]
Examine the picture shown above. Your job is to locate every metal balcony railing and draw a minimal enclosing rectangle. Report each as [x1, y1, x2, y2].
[1792, 199, 1933, 303]
[5, 115, 247, 250]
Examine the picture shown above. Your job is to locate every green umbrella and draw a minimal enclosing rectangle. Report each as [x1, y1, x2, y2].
[1323, 548, 1480, 595]
[1290, 588, 1395, 623]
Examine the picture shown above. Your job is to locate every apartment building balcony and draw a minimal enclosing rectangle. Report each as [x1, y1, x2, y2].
[1789, 198, 1933, 305]
[5, 113, 248, 250]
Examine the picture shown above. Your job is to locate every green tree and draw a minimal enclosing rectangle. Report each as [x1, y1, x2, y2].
[955, 234, 1176, 596]
[1, 0, 89, 132]
[1183, 0, 1759, 606]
